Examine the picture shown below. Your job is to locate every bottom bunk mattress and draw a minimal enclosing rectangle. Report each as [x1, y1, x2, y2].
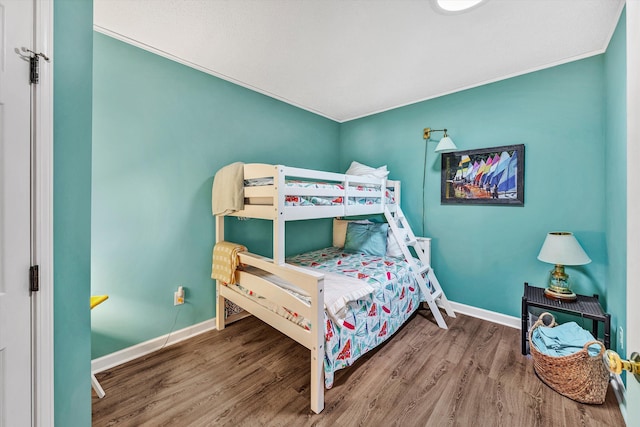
[227, 247, 428, 388]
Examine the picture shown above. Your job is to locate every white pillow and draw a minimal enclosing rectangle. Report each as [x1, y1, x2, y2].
[386, 229, 405, 258]
[345, 161, 390, 179]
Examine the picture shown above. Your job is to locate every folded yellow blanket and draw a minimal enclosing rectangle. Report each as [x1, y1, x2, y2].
[211, 241, 247, 285]
[212, 162, 244, 216]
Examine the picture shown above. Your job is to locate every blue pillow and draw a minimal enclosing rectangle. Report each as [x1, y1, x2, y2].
[344, 222, 388, 256]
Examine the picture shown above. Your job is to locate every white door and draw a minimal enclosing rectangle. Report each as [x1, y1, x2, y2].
[627, 2, 640, 425]
[0, 0, 34, 425]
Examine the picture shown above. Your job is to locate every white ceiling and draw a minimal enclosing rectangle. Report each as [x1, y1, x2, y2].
[94, 0, 625, 123]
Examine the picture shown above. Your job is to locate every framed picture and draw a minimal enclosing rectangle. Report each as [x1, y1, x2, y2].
[441, 144, 524, 206]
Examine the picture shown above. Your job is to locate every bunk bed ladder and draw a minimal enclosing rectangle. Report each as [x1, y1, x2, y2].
[384, 206, 456, 329]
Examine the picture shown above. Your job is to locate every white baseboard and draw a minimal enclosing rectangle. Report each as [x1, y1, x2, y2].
[448, 301, 521, 329]
[91, 317, 218, 373]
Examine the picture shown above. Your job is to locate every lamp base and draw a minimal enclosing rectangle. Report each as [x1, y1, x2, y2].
[544, 287, 577, 302]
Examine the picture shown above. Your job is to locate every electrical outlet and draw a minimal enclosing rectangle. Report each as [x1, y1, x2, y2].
[618, 326, 624, 350]
[174, 286, 185, 306]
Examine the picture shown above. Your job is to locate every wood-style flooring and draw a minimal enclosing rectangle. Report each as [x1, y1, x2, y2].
[92, 310, 625, 426]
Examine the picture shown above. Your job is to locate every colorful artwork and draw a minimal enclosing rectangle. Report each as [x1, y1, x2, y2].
[441, 144, 525, 205]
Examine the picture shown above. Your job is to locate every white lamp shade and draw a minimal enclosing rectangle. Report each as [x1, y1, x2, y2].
[434, 136, 457, 153]
[537, 232, 591, 266]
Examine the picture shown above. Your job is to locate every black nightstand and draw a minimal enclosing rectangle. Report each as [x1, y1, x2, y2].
[521, 282, 611, 355]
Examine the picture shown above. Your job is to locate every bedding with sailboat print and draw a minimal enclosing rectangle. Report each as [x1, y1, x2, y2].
[228, 246, 427, 388]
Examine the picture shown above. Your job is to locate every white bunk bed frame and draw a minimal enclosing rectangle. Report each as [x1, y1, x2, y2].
[214, 163, 454, 414]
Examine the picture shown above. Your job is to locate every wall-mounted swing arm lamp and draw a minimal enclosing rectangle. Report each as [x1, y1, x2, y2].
[419, 127, 458, 237]
[423, 127, 458, 153]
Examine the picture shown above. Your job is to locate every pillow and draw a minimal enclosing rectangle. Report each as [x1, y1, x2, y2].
[334, 217, 403, 257]
[333, 218, 371, 248]
[345, 161, 390, 179]
[386, 230, 405, 258]
[332, 219, 349, 248]
[344, 222, 388, 256]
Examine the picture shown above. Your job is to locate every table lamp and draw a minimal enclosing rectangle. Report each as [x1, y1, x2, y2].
[537, 232, 591, 301]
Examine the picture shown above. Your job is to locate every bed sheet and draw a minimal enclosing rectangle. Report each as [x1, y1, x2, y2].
[244, 178, 395, 207]
[228, 247, 427, 388]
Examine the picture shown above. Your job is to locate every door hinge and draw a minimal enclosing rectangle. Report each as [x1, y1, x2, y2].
[21, 48, 50, 85]
[30, 265, 39, 292]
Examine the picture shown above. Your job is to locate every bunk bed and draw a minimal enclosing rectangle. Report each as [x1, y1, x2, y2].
[212, 163, 455, 414]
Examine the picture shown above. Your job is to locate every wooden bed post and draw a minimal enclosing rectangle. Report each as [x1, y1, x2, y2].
[274, 215, 285, 265]
[310, 276, 324, 414]
[215, 215, 226, 331]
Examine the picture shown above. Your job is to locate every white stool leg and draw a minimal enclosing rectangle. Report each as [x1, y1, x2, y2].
[91, 373, 105, 398]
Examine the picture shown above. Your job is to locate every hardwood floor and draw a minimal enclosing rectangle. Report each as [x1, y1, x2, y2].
[92, 310, 625, 426]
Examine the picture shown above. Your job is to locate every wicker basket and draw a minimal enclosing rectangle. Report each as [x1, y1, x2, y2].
[528, 312, 610, 404]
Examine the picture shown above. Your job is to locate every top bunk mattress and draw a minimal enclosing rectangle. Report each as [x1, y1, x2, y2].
[245, 178, 396, 207]
[215, 163, 400, 220]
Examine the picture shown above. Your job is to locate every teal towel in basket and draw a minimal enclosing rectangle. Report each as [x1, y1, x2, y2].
[531, 321, 601, 357]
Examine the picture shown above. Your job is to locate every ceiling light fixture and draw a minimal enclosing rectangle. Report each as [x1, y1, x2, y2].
[434, 0, 485, 13]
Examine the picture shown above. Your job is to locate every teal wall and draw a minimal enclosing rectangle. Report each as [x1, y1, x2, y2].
[340, 57, 607, 317]
[604, 8, 627, 355]
[91, 33, 340, 358]
[54, 0, 93, 425]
